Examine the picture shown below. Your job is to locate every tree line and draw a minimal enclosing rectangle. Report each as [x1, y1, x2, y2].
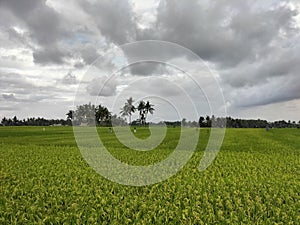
[198, 116, 300, 128]
[1, 98, 299, 128]
[66, 102, 126, 126]
[66, 98, 155, 126]
[1, 115, 299, 128]
[0, 116, 71, 126]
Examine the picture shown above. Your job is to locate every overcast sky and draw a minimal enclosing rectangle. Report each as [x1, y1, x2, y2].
[0, 0, 300, 122]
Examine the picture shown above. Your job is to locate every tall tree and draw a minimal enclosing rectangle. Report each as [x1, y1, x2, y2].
[144, 101, 154, 124]
[66, 110, 74, 120]
[120, 97, 136, 125]
[74, 103, 95, 125]
[1, 117, 7, 126]
[199, 116, 205, 127]
[95, 104, 111, 126]
[137, 100, 146, 124]
[12, 116, 18, 126]
[206, 115, 211, 127]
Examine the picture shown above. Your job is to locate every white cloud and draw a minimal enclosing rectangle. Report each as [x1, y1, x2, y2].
[0, 0, 299, 121]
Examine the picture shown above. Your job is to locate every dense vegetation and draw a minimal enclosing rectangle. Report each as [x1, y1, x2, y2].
[1, 100, 299, 128]
[1, 114, 299, 128]
[0, 127, 299, 224]
[0, 116, 72, 126]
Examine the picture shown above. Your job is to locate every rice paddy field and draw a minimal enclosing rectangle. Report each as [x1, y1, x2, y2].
[0, 127, 299, 224]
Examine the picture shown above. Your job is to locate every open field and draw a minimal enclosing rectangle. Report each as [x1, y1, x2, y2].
[0, 127, 299, 224]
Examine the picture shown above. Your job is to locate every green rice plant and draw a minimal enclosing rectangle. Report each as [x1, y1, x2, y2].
[0, 127, 299, 224]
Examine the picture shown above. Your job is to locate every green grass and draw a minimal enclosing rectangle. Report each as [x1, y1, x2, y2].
[0, 127, 299, 224]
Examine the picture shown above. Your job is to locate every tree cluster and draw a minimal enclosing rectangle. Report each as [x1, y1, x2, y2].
[159, 116, 300, 128]
[203, 116, 300, 128]
[67, 103, 126, 126]
[120, 97, 154, 125]
[1, 102, 299, 128]
[0, 116, 71, 126]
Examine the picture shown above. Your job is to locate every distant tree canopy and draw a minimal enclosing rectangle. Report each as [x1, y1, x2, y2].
[70, 103, 126, 126]
[0, 101, 299, 128]
[0, 116, 71, 126]
[224, 117, 268, 128]
[120, 98, 155, 125]
[198, 116, 300, 128]
[120, 97, 136, 125]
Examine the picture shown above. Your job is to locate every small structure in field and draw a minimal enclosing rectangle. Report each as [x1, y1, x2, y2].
[51, 124, 62, 126]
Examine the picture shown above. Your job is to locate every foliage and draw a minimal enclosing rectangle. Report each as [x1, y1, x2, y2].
[73, 103, 96, 125]
[70, 103, 125, 126]
[137, 100, 146, 125]
[1, 99, 298, 128]
[95, 104, 111, 126]
[120, 98, 155, 125]
[136, 100, 155, 125]
[120, 97, 136, 125]
[0, 116, 71, 126]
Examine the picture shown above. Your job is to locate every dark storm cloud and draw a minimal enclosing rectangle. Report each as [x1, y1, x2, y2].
[120, 40, 193, 76]
[60, 71, 78, 85]
[0, 26, 31, 49]
[0, 0, 66, 45]
[86, 76, 118, 97]
[79, 43, 101, 65]
[33, 47, 70, 65]
[135, 78, 182, 97]
[80, 0, 137, 44]
[221, 43, 300, 88]
[0, 106, 17, 111]
[135, 0, 300, 107]
[143, 0, 298, 67]
[122, 62, 169, 76]
[1, 92, 49, 103]
[74, 62, 85, 69]
[2, 93, 17, 101]
[122, 40, 187, 62]
[0, 0, 70, 65]
[0, 73, 35, 92]
[0, 72, 75, 104]
[231, 75, 300, 107]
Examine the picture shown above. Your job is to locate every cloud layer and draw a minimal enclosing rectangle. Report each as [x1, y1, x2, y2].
[0, 0, 299, 121]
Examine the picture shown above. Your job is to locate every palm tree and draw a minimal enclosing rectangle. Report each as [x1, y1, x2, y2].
[199, 116, 205, 127]
[144, 101, 154, 124]
[137, 100, 146, 124]
[66, 110, 74, 120]
[205, 115, 211, 127]
[120, 105, 129, 123]
[120, 97, 136, 125]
